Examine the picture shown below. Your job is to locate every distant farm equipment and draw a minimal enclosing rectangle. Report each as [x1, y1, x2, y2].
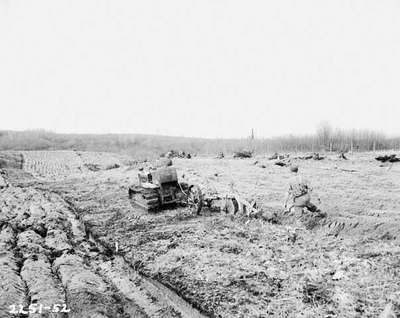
[375, 154, 400, 163]
[233, 150, 253, 159]
[161, 150, 192, 159]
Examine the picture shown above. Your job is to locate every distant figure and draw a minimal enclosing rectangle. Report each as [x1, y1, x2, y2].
[284, 165, 320, 214]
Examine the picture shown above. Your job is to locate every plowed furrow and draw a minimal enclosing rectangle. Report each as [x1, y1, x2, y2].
[21, 257, 66, 318]
[0, 225, 28, 318]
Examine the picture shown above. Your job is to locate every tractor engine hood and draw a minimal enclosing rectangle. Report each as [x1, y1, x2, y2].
[151, 166, 178, 185]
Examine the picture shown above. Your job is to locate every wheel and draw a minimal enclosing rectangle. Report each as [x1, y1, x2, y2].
[187, 185, 203, 215]
[225, 198, 239, 215]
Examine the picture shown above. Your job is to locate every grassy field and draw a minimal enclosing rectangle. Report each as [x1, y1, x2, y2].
[0, 150, 399, 317]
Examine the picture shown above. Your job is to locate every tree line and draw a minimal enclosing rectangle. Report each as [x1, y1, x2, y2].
[0, 126, 399, 159]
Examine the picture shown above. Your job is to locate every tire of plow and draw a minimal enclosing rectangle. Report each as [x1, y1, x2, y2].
[225, 198, 239, 215]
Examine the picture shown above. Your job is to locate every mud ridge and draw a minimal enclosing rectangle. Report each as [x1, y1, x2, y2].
[43, 191, 146, 318]
[0, 185, 137, 318]
[0, 224, 29, 318]
[57, 191, 208, 318]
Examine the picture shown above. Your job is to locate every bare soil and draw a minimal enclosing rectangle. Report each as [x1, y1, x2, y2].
[0, 151, 399, 317]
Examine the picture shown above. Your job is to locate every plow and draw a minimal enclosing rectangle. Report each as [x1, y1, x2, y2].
[128, 164, 260, 216]
[202, 192, 259, 216]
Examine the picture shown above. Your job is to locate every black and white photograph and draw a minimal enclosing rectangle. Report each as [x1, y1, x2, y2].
[0, 1, 399, 317]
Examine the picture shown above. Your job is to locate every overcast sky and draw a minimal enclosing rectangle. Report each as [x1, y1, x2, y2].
[1, 0, 399, 138]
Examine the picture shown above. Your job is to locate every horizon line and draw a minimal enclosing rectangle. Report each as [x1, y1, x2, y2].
[1, 128, 400, 140]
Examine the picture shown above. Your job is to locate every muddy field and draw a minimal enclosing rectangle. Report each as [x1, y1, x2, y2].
[0, 150, 399, 317]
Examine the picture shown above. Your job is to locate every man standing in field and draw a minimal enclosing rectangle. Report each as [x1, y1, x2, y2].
[283, 165, 321, 215]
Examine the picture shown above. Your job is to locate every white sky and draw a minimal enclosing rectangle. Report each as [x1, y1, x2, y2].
[1, 0, 400, 138]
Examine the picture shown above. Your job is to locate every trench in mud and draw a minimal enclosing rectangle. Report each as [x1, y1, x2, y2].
[264, 199, 400, 240]
[306, 211, 400, 239]
[0, 160, 207, 317]
[56, 191, 207, 318]
[0, 179, 207, 318]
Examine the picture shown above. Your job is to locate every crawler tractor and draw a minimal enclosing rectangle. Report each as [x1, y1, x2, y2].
[128, 166, 203, 214]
